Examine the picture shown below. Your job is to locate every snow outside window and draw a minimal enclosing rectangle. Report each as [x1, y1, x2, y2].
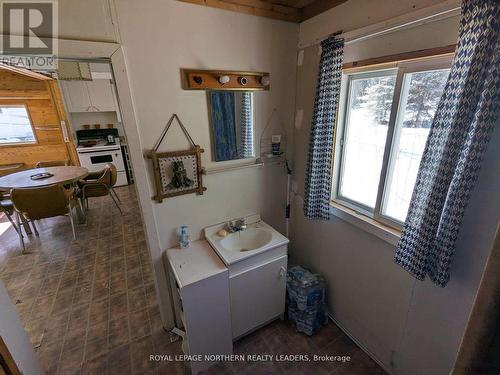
[0, 105, 36, 145]
[333, 57, 451, 228]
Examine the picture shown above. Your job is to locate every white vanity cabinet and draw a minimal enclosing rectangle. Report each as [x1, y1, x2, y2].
[230, 251, 287, 338]
[165, 240, 233, 375]
[204, 216, 290, 340]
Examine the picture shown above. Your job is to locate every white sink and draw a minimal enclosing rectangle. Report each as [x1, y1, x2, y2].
[220, 227, 273, 252]
[204, 214, 289, 265]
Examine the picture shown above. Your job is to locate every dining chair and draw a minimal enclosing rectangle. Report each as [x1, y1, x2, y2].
[0, 162, 24, 177]
[0, 191, 20, 235]
[35, 160, 70, 168]
[1, 189, 36, 237]
[10, 184, 78, 252]
[77, 163, 122, 215]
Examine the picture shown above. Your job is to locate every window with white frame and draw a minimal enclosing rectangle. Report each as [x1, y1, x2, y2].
[0, 105, 36, 145]
[332, 56, 451, 228]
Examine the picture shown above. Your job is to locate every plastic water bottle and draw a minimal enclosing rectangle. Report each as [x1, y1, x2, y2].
[178, 225, 190, 248]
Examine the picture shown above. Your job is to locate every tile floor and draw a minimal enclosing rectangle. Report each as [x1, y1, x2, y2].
[0, 186, 177, 375]
[199, 318, 389, 375]
[0, 186, 388, 375]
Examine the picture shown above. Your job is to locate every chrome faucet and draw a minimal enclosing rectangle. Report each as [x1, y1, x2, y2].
[227, 218, 247, 233]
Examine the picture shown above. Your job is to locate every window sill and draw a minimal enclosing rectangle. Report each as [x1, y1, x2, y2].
[329, 201, 401, 246]
[0, 141, 38, 148]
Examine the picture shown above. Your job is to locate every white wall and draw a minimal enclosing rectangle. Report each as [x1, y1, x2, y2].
[291, 1, 500, 375]
[298, 0, 460, 48]
[112, 0, 298, 326]
[57, 0, 119, 42]
[0, 282, 45, 375]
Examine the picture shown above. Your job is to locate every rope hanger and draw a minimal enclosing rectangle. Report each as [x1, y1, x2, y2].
[153, 114, 197, 152]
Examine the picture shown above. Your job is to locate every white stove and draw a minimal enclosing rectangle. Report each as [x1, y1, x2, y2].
[76, 143, 128, 186]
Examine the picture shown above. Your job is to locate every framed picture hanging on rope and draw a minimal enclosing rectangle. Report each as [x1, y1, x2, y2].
[146, 114, 206, 203]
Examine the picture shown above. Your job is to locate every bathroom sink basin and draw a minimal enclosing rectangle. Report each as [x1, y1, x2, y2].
[204, 214, 289, 265]
[220, 227, 273, 252]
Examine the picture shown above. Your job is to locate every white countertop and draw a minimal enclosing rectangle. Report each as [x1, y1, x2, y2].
[166, 240, 227, 288]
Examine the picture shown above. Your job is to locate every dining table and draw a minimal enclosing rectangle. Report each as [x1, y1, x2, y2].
[0, 166, 88, 190]
[0, 166, 89, 225]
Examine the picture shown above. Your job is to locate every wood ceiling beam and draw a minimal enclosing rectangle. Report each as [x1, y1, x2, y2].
[177, 0, 347, 23]
[179, 0, 301, 22]
[263, 0, 314, 7]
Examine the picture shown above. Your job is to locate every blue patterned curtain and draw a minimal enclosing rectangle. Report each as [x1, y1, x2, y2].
[304, 37, 344, 219]
[239, 92, 254, 158]
[395, 0, 500, 287]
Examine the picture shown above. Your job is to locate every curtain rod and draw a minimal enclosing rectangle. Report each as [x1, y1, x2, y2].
[299, 6, 461, 49]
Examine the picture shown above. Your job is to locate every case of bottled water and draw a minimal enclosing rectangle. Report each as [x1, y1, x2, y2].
[286, 266, 328, 336]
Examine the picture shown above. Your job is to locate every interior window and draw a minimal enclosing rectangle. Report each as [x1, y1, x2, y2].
[0, 105, 36, 144]
[333, 57, 451, 228]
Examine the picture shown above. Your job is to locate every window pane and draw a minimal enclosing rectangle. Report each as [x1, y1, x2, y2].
[339, 73, 396, 208]
[383, 69, 449, 222]
[0, 106, 35, 144]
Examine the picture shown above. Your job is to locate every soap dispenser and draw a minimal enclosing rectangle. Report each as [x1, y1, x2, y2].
[178, 225, 190, 248]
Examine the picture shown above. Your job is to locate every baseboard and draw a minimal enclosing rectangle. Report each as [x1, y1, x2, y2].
[328, 313, 395, 375]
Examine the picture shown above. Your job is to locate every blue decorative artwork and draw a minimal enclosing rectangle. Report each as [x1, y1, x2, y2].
[209, 91, 238, 161]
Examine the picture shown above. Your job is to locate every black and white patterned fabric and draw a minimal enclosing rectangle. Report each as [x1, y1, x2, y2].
[303, 37, 344, 219]
[395, 0, 500, 287]
[239, 92, 254, 159]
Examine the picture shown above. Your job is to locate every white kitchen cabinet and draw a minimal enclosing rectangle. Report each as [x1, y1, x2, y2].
[60, 81, 90, 112]
[230, 253, 287, 339]
[60, 80, 117, 113]
[86, 80, 115, 111]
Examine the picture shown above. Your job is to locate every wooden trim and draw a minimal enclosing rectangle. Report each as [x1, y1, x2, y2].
[178, 0, 301, 22]
[0, 63, 52, 81]
[343, 44, 457, 70]
[177, 0, 349, 22]
[0, 91, 50, 99]
[46, 81, 80, 166]
[0, 336, 22, 375]
[0, 142, 38, 149]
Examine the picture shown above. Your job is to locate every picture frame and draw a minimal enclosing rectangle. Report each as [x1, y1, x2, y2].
[146, 114, 206, 203]
[148, 146, 206, 203]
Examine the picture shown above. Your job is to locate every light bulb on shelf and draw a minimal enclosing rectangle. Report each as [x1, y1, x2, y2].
[260, 75, 270, 86]
[238, 76, 248, 85]
[218, 75, 230, 85]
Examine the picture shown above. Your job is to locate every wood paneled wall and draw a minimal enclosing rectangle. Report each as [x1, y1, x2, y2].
[0, 70, 77, 175]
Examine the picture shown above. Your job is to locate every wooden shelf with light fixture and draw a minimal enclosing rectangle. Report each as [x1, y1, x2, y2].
[181, 69, 270, 91]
